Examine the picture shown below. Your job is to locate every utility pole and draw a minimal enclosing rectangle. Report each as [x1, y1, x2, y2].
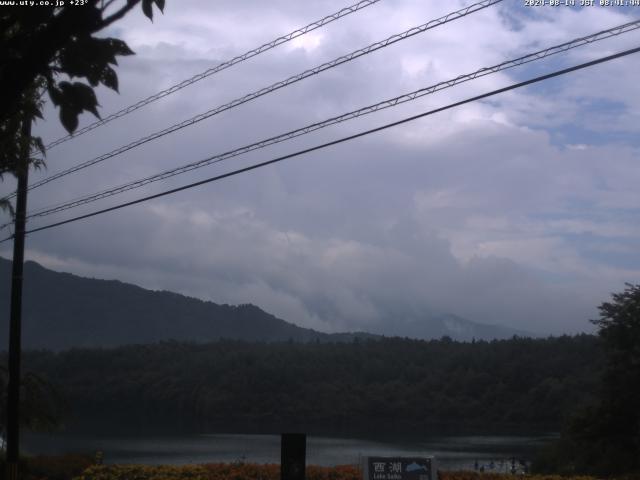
[6, 118, 31, 480]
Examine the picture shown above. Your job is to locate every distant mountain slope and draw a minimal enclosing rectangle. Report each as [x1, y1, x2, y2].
[0, 257, 527, 349]
[0, 257, 372, 350]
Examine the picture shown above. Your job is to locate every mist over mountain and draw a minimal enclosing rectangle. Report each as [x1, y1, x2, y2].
[0, 257, 526, 350]
[376, 312, 532, 342]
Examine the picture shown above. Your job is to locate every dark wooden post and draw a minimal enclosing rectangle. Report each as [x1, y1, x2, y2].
[281, 433, 306, 480]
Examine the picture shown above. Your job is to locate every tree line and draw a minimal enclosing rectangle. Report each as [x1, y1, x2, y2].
[8, 334, 602, 436]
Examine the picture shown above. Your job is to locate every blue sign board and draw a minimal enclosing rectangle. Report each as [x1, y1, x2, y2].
[363, 456, 436, 480]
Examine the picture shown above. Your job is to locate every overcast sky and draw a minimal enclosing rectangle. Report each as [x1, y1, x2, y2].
[2, 0, 640, 336]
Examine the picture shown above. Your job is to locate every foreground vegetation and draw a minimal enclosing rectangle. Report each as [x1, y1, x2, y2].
[72, 464, 604, 480]
[0, 454, 93, 480]
[0, 457, 607, 480]
[533, 284, 640, 476]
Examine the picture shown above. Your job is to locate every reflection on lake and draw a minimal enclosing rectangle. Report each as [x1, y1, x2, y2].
[23, 433, 556, 471]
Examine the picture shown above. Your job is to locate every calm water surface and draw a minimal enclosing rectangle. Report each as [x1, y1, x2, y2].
[23, 433, 555, 471]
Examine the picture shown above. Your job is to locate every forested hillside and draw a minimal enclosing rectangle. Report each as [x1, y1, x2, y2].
[0, 258, 375, 349]
[18, 335, 602, 435]
[0, 258, 527, 348]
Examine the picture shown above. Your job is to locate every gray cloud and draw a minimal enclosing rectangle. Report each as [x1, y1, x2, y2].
[2, 0, 639, 337]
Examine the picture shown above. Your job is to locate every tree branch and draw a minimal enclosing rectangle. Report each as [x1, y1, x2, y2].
[0, 1, 142, 123]
[100, 0, 140, 30]
[100, 0, 118, 13]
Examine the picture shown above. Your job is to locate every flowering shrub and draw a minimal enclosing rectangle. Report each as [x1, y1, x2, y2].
[74, 464, 211, 480]
[71, 464, 607, 480]
[0, 453, 94, 480]
[439, 474, 597, 480]
[27, 454, 95, 480]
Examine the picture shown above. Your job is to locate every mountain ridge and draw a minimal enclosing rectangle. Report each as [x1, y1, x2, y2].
[0, 256, 527, 349]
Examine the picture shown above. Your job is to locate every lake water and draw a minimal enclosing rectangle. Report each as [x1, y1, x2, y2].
[23, 433, 555, 471]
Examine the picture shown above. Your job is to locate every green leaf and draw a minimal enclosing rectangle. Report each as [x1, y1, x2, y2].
[80, 4, 103, 31]
[32, 136, 46, 157]
[154, 0, 165, 12]
[56, 81, 101, 133]
[70, 82, 100, 118]
[60, 105, 79, 133]
[48, 85, 62, 106]
[0, 198, 16, 218]
[58, 37, 133, 94]
[106, 38, 135, 58]
[101, 66, 118, 92]
[142, 0, 153, 20]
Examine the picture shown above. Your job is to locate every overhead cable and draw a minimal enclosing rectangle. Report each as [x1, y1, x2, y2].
[5, 0, 502, 202]
[15, 19, 640, 224]
[40, 0, 384, 152]
[3, 45, 637, 243]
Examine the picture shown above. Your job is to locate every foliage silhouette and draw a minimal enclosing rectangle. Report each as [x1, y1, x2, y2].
[0, 365, 63, 449]
[533, 284, 640, 476]
[0, 0, 165, 214]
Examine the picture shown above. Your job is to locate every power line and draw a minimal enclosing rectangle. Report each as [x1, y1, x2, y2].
[3, 45, 637, 243]
[40, 0, 384, 153]
[13, 19, 640, 225]
[3, 0, 501, 202]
